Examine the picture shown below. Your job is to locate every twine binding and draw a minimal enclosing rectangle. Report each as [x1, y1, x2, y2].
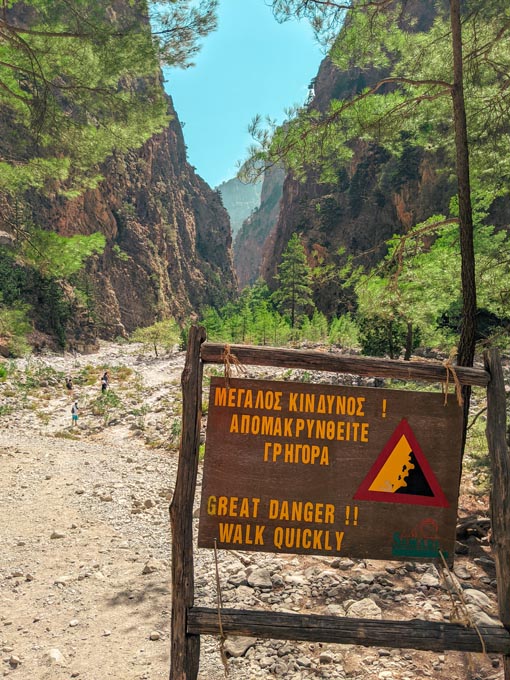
[438, 550, 487, 657]
[214, 539, 229, 677]
[222, 344, 246, 388]
[442, 348, 464, 407]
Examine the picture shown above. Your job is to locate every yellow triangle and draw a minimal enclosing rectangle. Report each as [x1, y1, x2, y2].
[368, 434, 415, 493]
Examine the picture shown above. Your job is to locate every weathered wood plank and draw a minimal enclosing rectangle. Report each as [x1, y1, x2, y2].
[188, 607, 510, 654]
[201, 342, 489, 386]
[484, 349, 510, 678]
[169, 326, 206, 680]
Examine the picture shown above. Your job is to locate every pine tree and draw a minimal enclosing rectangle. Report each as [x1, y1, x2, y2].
[272, 233, 315, 330]
[252, 0, 510, 373]
[0, 1, 218, 194]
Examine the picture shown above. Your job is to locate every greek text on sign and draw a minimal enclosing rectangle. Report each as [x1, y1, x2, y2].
[198, 378, 463, 563]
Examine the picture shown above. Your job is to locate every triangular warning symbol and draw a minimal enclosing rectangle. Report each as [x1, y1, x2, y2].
[354, 418, 449, 507]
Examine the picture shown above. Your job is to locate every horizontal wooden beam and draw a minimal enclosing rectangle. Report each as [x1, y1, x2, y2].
[188, 607, 510, 654]
[201, 343, 489, 387]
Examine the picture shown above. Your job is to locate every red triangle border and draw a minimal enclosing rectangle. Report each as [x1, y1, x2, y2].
[353, 418, 449, 507]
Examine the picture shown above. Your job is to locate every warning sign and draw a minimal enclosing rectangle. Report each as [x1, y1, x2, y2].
[354, 418, 449, 507]
[198, 378, 463, 563]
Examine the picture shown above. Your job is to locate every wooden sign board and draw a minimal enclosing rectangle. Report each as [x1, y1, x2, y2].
[198, 378, 463, 563]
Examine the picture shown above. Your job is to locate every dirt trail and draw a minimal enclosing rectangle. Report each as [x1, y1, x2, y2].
[1, 344, 187, 679]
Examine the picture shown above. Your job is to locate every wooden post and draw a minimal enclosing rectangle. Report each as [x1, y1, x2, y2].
[484, 349, 510, 679]
[170, 326, 206, 680]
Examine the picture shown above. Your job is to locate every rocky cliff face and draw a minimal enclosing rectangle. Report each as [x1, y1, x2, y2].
[217, 176, 262, 238]
[259, 55, 456, 318]
[23, 94, 237, 346]
[0, 0, 238, 351]
[254, 3, 464, 316]
[233, 165, 285, 289]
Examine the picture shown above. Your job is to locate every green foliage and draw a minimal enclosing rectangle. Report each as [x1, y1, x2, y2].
[272, 233, 316, 329]
[201, 283, 357, 350]
[112, 244, 130, 262]
[0, 238, 97, 349]
[200, 293, 293, 347]
[328, 314, 360, 349]
[300, 310, 329, 343]
[10, 360, 64, 392]
[131, 318, 181, 357]
[170, 419, 182, 445]
[21, 230, 106, 279]
[255, 2, 510, 192]
[357, 313, 419, 360]
[90, 389, 121, 416]
[352, 204, 510, 354]
[0, 302, 32, 357]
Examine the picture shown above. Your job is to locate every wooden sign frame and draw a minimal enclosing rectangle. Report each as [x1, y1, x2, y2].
[170, 326, 510, 680]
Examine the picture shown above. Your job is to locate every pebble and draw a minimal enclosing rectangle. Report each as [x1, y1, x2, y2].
[420, 572, 440, 587]
[45, 648, 66, 666]
[453, 564, 471, 579]
[463, 588, 493, 612]
[50, 531, 66, 539]
[142, 558, 163, 575]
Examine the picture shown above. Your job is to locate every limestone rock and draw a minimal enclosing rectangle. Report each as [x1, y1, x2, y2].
[346, 597, 382, 619]
[224, 636, 257, 658]
[247, 568, 273, 590]
[45, 648, 67, 666]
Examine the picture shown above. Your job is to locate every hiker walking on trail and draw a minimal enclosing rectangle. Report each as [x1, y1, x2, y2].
[65, 375, 73, 391]
[71, 401, 79, 427]
[101, 371, 109, 394]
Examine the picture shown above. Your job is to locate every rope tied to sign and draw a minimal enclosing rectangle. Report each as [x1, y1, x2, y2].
[222, 344, 247, 388]
[214, 539, 229, 677]
[438, 550, 487, 658]
[442, 347, 464, 407]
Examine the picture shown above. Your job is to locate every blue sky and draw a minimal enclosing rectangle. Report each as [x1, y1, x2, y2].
[164, 0, 324, 188]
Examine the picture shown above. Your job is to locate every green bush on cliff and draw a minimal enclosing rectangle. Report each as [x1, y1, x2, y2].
[21, 231, 106, 279]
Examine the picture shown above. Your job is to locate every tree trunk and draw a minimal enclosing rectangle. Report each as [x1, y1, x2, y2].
[450, 0, 476, 452]
[388, 320, 395, 360]
[404, 322, 413, 361]
[450, 0, 476, 366]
